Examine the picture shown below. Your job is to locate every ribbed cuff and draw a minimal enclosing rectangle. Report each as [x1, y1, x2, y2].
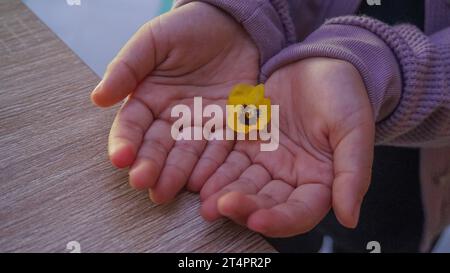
[261, 16, 403, 123]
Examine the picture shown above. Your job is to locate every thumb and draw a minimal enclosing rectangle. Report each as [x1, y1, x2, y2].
[91, 18, 166, 107]
[331, 117, 375, 228]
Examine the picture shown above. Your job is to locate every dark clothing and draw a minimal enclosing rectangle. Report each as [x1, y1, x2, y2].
[358, 0, 425, 30]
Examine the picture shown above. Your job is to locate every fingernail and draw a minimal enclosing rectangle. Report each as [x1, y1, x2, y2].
[90, 81, 103, 106]
[109, 141, 125, 158]
[92, 80, 103, 94]
[148, 189, 155, 203]
[352, 203, 361, 228]
[149, 190, 164, 205]
[109, 141, 134, 168]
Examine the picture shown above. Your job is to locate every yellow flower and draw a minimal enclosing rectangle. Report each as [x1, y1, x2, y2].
[227, 84, 271, 134]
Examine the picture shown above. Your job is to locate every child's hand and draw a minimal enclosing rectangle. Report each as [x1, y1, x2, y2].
[199, 58, 375, 236]
[90, 3, 258, 202]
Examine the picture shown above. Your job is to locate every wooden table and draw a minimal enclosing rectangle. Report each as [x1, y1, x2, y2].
[0, 0, 274, 253]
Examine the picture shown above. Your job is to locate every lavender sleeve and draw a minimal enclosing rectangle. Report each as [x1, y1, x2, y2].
[173, 0, 297, 65]
[261, 16, 450, 147]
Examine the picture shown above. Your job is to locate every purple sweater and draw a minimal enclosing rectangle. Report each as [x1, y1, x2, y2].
[173, 0, 450, 251]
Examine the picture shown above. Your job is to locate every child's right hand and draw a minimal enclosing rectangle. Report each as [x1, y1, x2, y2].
[199, 58, 376, 236]
[90, 2, 259, 201]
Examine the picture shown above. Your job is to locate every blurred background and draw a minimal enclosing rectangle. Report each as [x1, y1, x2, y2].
[22, 0, 173, 76]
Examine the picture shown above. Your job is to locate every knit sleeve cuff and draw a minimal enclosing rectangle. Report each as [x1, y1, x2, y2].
[261, 16, 403, 123]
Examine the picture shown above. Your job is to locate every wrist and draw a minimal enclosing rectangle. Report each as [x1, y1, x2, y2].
[261, 19, 402, 122]
[174, 0, 296, 66]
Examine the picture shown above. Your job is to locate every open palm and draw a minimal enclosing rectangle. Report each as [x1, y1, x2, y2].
[198, 58, 375, 237]
[91, 2, 258, 202]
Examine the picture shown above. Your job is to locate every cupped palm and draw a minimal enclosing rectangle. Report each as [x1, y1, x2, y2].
[91, 2, 259, 203]
[198, 58, 375, 236]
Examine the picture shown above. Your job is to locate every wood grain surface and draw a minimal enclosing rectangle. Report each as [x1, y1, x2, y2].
[0, 0, 274, 253]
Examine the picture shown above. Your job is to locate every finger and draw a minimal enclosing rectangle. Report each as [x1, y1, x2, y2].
[128, 120, 174, 190]
[234, 140, 297, 184]
[331, 123, 374, 228]
[150, 127, 207, 204]
[201, 164, 270, 221]
[247, 183, 331, 237]
[108, 97, 154, 168]
[91, 19, 167, 107]
[159, 97, 232, 193]
[187, 130, 234, 192]
[217, 180, 293, 225]
[199, 151, 251, 201]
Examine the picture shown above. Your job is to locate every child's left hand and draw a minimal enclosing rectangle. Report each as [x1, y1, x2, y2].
[198, 58, 375, 236]
[90, 3, 259, 203]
